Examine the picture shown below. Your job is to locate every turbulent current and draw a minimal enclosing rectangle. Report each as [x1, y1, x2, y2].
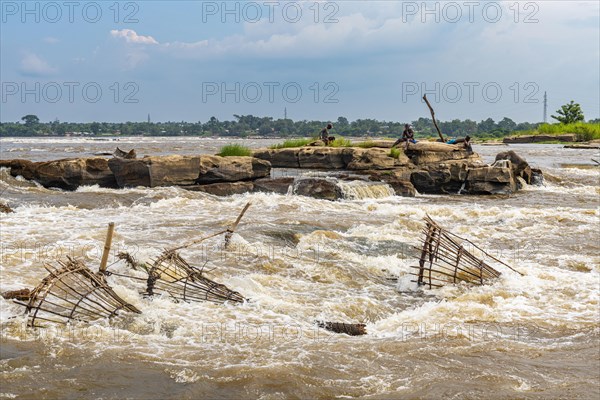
[0, 138, 598, 399]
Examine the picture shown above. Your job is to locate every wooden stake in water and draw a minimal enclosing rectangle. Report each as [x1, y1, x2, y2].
[99, 222, 115, 273]
[224, 202, 251, 248]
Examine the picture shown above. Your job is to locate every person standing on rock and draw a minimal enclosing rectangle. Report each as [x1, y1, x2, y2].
[320, 123, 333, 145]
[393, 124, 416, 150]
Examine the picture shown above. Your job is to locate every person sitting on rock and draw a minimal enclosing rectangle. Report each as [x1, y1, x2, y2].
[393, 124, 417, 150]
[320, 123, 334, 145]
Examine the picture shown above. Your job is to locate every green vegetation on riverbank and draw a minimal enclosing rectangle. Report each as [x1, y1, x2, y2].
[3, 114, 599, 140]
[509, 123, 600, 141]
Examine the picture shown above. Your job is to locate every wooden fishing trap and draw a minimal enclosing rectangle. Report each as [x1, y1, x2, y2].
[6, 259, 141, 328]
[411, 215, 522, 288]
[109, 202, 251, 305]
[3, 222, 141, 327]
[116, 250, 245, 304]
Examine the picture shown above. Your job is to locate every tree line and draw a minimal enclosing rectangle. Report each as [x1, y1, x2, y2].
[3, 112, 597, 138]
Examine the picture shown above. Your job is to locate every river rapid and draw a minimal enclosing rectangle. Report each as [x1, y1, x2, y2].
[0, 138, 598, 399]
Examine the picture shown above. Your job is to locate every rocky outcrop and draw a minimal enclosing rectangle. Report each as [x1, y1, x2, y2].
[113, 147, 137, 159]
[197, 156, 270, 184]
[5, 158, 117, 190]
[107, 158, 152, 187]
[466, 165, 516, 195]
[347, 148, 410, 170]
[405, 142, 481, 166]
[297, 147, 350, 169]
[503, 134, 576, 143]
[2, 155, 270, 190]
[495, 150, 533, 184]
[108, 155, 271, 188]
[254, 147, 410, 170]
[1, 142, 540, 198]
[252, 148, 300, 168]
[254, 143, 478, 171]
[410, 159, 469, 194]
[2, 160, 37, 180]
[364, 170, 416, 197]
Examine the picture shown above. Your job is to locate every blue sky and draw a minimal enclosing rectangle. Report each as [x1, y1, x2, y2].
[1, 1, 598, 123]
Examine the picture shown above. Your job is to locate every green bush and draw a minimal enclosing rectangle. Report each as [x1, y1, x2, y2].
[217, 144, 253, 157]
[269, 138, 313, 149]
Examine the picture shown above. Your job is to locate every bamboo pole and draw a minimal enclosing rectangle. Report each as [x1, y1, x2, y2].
[99, 222, 115, 273]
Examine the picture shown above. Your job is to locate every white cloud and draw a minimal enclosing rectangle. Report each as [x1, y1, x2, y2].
[110, 29, 159, 45]
[19, 52, 57, 76]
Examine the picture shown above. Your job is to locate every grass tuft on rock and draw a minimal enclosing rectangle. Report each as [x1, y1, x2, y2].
[270, 138, 314, 149]
[389, 148, 401, 159]
[217, 144, 253, 157]
[354, 141, 378, 148]
[329, 137, 353, 147]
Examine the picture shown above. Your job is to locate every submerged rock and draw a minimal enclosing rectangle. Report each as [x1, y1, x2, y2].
[293, 178, 342, 201]
[186, 181, 255, 196]
[0, 202, 13, 213]
[253, 177, 294, 194]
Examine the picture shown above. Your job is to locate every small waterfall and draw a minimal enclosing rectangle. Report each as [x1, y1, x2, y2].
[457, 169, 471, 195]
[457, 181, 467, 195]
[336, 180, 395, 200]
